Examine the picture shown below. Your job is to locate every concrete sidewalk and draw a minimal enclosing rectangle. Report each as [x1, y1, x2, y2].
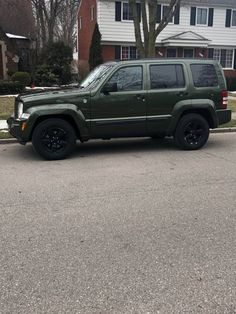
[0, 120, 8, 130]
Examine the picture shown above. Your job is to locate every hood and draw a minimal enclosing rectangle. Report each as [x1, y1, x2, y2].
[19, 88, 91, 107]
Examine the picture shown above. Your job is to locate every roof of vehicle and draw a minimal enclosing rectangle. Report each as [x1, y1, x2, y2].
[108, 58, 220, 66]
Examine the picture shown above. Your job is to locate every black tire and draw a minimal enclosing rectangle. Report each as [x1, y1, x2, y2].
[32, 118, 76, 160]
[174, 113, 209, 150]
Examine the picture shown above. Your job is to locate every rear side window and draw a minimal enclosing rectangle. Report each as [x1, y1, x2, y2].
[150, 64, 185, 89]
[190, 64, 218, 87]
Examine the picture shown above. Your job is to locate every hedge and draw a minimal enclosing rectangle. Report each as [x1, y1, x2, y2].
[0, 81, 25, 95]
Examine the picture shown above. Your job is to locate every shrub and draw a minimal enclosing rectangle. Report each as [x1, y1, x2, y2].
[0, 81, 25, 95]
[89, 23, 103, 71]
[226, 76, 236, 91]
[34, 64, 59, 87]
[11, 72, 31, 87]
[39, 42, 73, 85]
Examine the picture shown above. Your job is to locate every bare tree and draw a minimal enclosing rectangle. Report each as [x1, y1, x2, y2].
[31, 0, 65, 46]
[55, 0, 80, 48]
[129, 0, 181, 58]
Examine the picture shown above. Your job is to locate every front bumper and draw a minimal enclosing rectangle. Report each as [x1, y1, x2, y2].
[7, 117, 27, 144]
[216, 109, 232, 126]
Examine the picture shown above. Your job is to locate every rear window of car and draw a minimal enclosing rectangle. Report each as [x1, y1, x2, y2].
[149, 64, 185, 89]
[190, 64, 218, 87]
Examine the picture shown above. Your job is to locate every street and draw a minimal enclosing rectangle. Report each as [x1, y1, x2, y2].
[0, 133, 236, 314]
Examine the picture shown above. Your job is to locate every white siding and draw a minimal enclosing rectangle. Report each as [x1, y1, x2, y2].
[97, 0, 236, 47]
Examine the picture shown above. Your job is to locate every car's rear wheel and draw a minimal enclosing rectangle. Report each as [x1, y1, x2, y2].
[174, 113, 209, 150]
[32, 118, 76, 160]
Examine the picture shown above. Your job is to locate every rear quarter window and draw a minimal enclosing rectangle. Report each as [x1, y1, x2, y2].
[190, 64, 218, 88]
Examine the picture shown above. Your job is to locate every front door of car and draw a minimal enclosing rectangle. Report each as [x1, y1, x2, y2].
[90, 65, 147, 138]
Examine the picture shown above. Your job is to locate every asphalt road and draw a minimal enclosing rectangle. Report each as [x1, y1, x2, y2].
[0, 134, 236, 314]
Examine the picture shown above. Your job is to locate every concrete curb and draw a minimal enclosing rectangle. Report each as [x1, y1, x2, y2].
[0, 128, 236, 145]
[0, 138, 18, 145]
[210, 127, 236, 133]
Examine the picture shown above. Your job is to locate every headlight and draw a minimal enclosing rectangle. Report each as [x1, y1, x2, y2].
[17, 102, 23, 118]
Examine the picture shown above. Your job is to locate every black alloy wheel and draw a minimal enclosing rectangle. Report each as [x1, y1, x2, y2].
[32, 118, 76, 160]
[174, 113, 209, 150]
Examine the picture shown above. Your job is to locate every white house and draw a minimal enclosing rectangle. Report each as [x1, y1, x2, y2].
[78, 0, 236, 76]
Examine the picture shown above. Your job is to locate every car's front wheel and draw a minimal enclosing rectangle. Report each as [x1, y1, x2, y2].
[174, 113, 209, 150]
[32, 118, 76, 160]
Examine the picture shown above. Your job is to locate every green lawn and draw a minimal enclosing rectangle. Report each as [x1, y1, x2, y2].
[0, 97, 14, 120]
[229, 98, 236, 112]
[0, 131, 12, 139]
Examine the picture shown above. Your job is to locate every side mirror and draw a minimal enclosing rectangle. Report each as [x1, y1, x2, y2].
[102, 82, 118, 94]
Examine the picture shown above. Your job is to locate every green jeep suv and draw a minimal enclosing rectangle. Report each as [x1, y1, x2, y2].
[8, 59, 231, 160]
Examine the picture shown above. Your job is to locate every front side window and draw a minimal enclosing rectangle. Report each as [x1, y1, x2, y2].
[122, 2, 133, 20]
[191, 64, 218, 87]
[107, 66, 143, 91]
[197, 8, 208, 25]
[150, 64, 185, 89]
[213, 49, 234, 68]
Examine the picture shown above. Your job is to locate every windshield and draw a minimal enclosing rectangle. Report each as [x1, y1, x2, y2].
[80, 64, 115, 89]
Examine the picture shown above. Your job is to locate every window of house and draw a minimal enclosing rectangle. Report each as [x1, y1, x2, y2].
[122, 2, 133, 20]
[107, 66, 143, 91]
[213, 48, 234, 68]
[190, 64, 218, 87]
[184, 49, 194, 58]
[166, 48, 177, 58]
[121, 46, 138, 60]
[149, 64, 185, 89]
[90, 6, 95, 21]
[162, 5, 174, 23]
[232, 10, 236, 26]
[79, 17, 82, 29]
[196, 8, 208, 25]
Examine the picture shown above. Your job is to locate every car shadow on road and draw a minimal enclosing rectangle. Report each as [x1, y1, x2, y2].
[2, 136, 223, 162]
[71, 137, 179, 158]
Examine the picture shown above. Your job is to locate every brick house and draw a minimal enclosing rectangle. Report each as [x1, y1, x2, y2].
[0, 0, 36, 79]
[77, 0, 236, 77]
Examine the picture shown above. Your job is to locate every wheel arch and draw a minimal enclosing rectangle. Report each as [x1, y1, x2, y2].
[29, 114, 81, 140]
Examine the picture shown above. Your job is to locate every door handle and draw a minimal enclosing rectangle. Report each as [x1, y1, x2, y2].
[135, 95, 146, 102]
[176, 91, 188, 97]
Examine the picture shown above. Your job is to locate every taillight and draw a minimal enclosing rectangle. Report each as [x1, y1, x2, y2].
[221, 90, 228, 109]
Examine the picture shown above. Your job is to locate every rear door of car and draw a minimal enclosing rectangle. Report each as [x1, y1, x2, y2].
[146, 62, 189, 133]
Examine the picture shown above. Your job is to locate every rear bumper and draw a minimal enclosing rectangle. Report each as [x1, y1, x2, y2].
[7, 117, 27, 144]
[216, 109, 231, 125]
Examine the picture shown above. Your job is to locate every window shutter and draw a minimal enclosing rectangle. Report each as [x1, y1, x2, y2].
[225, 9, 231, 27]
[208, 8, 214, 26]
[174, 4, 180, 25]
[115, 1, 121, 21]
[115, 46, 121, 60]
[190, 7, 196, 25]
[156, 4, 161, 23]
[234, 49, 236, 69]
[208, 48, 214, 59]
[136, 3, 141, 22]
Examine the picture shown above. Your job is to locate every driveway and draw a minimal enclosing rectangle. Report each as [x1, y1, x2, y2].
[0, 134, 236, 313]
